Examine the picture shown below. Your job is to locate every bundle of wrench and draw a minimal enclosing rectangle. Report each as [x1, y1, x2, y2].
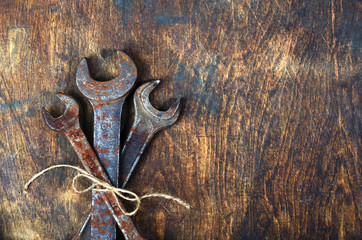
[42, 51, 180, 239]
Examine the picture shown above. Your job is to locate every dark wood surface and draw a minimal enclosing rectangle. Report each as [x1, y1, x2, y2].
[0, 0, 360, 239]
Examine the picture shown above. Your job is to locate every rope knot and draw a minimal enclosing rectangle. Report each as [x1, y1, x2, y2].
[24, 164, 191, 216]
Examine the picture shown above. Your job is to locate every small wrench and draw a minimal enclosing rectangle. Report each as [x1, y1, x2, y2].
[75, 80, 181, 238]
[42, 93, 145, 240]
[76, 51, 137, 239]
[120, 80, 180, 186]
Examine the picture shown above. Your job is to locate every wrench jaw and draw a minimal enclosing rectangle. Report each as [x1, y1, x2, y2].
[42, 93, 80, 132]
[134, 80, 181, 131]
[75, 51, 137, 102]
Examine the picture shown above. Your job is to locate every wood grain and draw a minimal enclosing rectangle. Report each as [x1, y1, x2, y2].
[0, 0, 360, 239]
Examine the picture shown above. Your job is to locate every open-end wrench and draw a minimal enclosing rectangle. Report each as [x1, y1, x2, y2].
[75, 80, 180, 237]
[42, 94, 145, 240]
[76, 51, 137, 239]
[119, 80, 180, 186]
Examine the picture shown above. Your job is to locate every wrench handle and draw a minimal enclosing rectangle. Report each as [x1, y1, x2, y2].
[120, 120, 154, 188]
[90, 99, 124, 239]
[91, 99, 124, 186]
[101, 192, 145, 240]
[73, 121, 154, 239]
[63, 127, 145, 240]
[64, 128, 111, 183]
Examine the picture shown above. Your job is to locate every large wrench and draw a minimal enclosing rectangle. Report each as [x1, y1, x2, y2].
[76, 51, 137, 239]
[75, 80, 181, 238]
[42, 94, 145, 240]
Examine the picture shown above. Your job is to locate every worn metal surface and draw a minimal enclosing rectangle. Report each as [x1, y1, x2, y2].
[77, 80, 181, 236]
[76, 51, 137, 239]
[42, 94, 145, 240]
[120, 80, 180, 187]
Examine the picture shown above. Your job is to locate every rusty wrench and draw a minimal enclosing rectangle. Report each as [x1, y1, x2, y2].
[76, 51, 137, 239]
[119, 80, 180, 186]
[76, 80, 181, 238]
[42, 94, 145, 240]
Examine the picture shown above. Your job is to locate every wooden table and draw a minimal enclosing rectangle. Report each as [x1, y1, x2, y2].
[0, 0, 360, 239]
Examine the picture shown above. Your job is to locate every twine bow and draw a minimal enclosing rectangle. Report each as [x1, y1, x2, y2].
[24, 164, 191, 216]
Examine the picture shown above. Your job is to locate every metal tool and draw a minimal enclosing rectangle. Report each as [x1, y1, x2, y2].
[42, 93, 145, 240]
[119, 80, 180, 186]
[76, 51, 137, 239]
[74, 80, 180, 238]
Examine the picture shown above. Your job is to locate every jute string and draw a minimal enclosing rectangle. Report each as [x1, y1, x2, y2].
[24, 164, 191, 216]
